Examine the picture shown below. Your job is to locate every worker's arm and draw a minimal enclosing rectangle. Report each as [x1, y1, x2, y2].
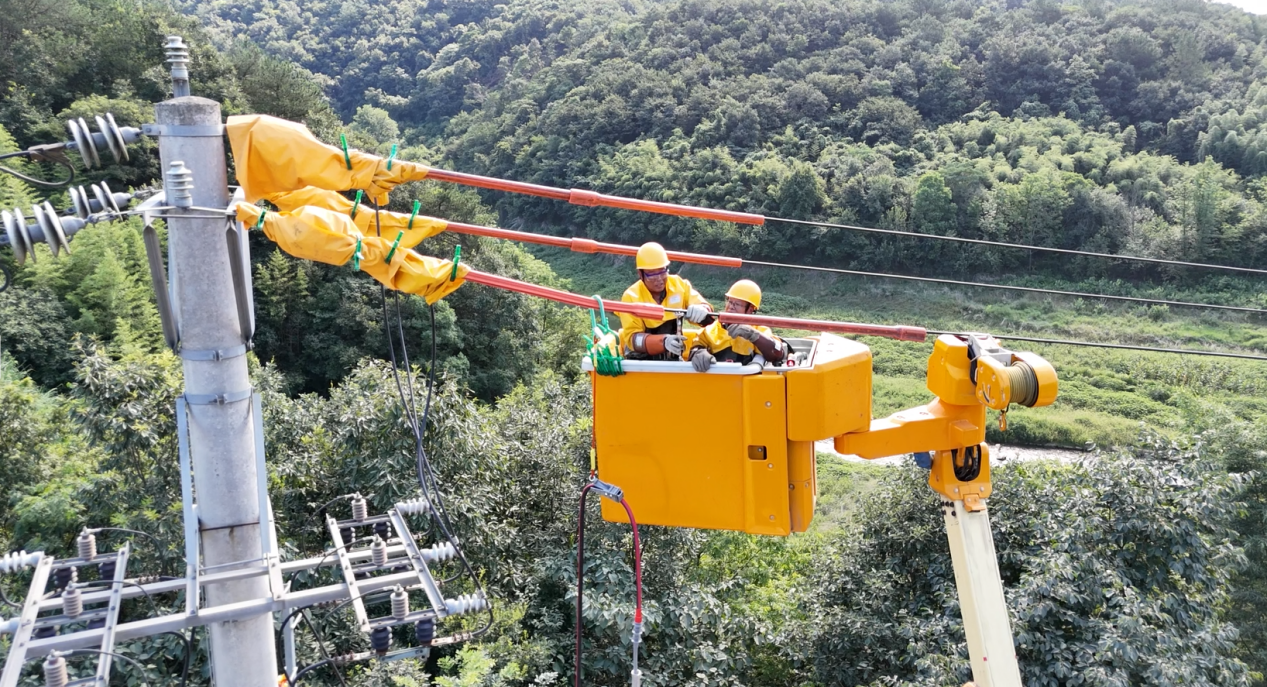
[617, 306, 649, 355]
[727, 324, 788, 362]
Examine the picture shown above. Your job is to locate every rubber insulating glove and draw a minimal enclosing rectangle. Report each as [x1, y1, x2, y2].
[725, 323, 761, 342]
[690, 348, 714, 372]
[266, 186, 448, 249]
[684, 304, 711, 324]
[663, 335, 686, 356]
[234, 202, 468, 305]
[226, 115, 431, 204]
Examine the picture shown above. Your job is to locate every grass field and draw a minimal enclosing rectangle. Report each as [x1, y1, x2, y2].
[534, 246, 1267, 448]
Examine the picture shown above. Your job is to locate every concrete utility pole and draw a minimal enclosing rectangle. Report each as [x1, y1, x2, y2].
[155, 55, 278, 686]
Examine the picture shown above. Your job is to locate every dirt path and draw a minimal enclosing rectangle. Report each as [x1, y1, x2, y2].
[815, 440, 1090, 467]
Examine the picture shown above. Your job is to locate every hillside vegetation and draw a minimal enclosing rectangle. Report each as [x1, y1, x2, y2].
[1, 0, 1265, 685]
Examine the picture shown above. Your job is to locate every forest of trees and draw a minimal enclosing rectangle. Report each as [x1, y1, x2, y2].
[1, 0, 1266, 685]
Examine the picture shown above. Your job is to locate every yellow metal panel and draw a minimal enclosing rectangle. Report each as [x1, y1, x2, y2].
[926, 335, 977, 405]
[596, 369, 795, 533]
[787, 440, 816, 533]
[785, 334, 873, 441]
[595, 371, 746, 530]
[834, 400, 985, 459]
[743, 373, 790, 535]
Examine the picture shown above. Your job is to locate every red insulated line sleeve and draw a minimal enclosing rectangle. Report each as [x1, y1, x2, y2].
[464, 270, 665, 320]
[443, 223, 745, 268]
[717, 312, 928, 342]
[423, 167, 766, 225]
[424, 168, 572, 201]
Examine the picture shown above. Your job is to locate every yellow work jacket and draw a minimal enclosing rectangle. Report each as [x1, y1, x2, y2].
[693, 320, 776, 363]
[617, 275, 709, 355]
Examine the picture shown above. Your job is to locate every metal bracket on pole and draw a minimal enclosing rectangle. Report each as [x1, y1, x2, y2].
[93, 545, 131, 686]
[177, 397, 201, 617]
[0, 554, 51, 687]
[942, 497, 1023, 687]
[326, 518, 373, 632]
[226, 221, 256, 346]
[252, 393, 284, 600]
[144, 222, 180, 352]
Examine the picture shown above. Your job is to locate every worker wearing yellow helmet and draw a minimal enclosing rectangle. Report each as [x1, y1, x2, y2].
[688, 279, 789, 372]
[618, 242, 715, 359]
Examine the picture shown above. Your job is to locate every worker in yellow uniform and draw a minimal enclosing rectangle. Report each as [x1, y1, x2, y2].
[618, 242, 715, 360]
[688, 279, 789, 372]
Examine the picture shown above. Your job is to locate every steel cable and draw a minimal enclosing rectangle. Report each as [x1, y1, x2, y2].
[767, 216, 1267, 276]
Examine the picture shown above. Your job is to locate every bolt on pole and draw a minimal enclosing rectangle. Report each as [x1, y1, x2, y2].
[153, 40, 278, 686]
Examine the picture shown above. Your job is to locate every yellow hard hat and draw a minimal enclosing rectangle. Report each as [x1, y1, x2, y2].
[635, 242, 670, 270]
[725, 279, 762, 309]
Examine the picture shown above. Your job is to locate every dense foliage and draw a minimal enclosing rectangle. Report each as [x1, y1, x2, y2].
[180, 0, 1267, 285]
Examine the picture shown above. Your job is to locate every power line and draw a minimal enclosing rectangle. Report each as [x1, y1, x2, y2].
[768, 216, 1267, 277]
[923, 330, 1267, 360]
[743, 259, 1267, 314]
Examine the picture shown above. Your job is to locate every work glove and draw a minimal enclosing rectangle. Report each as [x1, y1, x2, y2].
[663, 335, 686, 356]
[684, 304, 712, 324]
[725, 324, 761, 342]
[690, 348, 715, 372]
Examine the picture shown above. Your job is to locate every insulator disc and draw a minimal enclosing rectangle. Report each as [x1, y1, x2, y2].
[76, 118, 100, 168]
[351, 496, 368, 522]
[77, 531, 97, 560]
[391, 587, 408, 620]
[42, 202, 70, 256]
[414, 618, 435, 645]
[67, 118, 93, 169]
[95, 115, 122, 163]
[374, 521, 390, 540]
[11, 208, 34, 264]
[91, 184, 114, 218]
[106, 114, 130, 162]
[3, 211, 26, 265]
[44, 654, 68, 687]
[96, 182, 122, 214]
[70, 186, 92, 219]
[371, 537, 388, 567]
[62, 586, 83, 618]
[370, 626, 391, 655]
[29, 204, 54, 255]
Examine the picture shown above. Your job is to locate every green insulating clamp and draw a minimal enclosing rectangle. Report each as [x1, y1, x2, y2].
[254, 208, 267, 229]
[351, 237, 363, 271]
[350, 190, 363, 220]
[449, 244, 461, 281]
[341, 134, 352, 170]
[387, 144, 397, 171]
[385, 231, 404, 263]
[408, 200, 420, 230]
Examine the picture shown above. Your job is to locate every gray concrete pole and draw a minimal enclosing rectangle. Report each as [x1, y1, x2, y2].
[155, 96, 278, 686]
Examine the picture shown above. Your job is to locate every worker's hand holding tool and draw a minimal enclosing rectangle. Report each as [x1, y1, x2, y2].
[690, 349, 714, 372]
[725, 324, 761, 342]
[663, 335, 686, 356]
[684, 304, 711, 324]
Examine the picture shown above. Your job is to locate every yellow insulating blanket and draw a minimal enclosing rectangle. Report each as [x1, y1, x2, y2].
[233, 202, 468, 305]
[226, 115, 431, 204]
[266, 186, 448, 249]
